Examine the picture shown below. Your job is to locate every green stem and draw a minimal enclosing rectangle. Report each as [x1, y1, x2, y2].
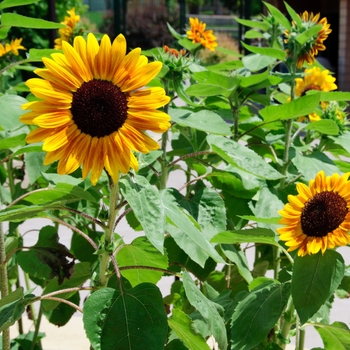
[30, 304, 43, 350]
[159, 130, 169, 190]
[99, 177, 120, 287]
[273, 246, 281, 280]
[0, 223, 10, 350]
[298, 327, 305, 350]
[277, 297, 295, 349]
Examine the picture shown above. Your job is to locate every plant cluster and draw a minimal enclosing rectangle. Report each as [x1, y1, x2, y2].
[1, 1, 350, 350]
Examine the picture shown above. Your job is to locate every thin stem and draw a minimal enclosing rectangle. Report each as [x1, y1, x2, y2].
[111, 255, 124, 292]
[47, 216, 98, 250]
[168, 151, 216, 168]
[159, 80, 170, 190]
[99, 177, 120, 287]
[178, 174, 208, 192]
[39, 296, 83, 313]
[40, 286, 95, 300]
[30, 304, 43, 350]
[58, 206, 106, 229]
[0, 222, 10, 350]
[8, 188, 58, 208]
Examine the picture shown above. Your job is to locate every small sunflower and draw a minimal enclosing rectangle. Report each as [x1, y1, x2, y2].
[277, 171, 350, 256]
[54, 8, 81, 50]
[284, 11, 332, 69]
[21, 33, 171, 185]
[163, 45, 186, 58]
[0, 38, 25, 58]
[295, 67, 337, 97]
[186, 17, 218, 51]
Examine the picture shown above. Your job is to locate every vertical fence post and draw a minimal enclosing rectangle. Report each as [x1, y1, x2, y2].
[114, 0, 121, 37]
[179, 0, 186, 34]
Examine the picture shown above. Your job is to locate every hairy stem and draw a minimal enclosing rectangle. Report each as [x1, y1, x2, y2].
[0, 223, 10, 350]
[30, 304, 43, 350]
[277, 297, 295, 349]
[99, 178, 120, 287]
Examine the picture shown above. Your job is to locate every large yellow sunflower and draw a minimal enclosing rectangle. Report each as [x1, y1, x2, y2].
[21, 33, 171, 185]
[284, 11, 332, 69]
[54, 8, 81, 50]
[186, 17, 218, 51]
[295, 67, 337, 97]
[277, 171, 350, 256]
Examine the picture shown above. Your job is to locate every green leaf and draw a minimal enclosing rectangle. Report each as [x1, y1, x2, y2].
[231, 282, 291, 350]
[161, 188, 225, 266]
[27, 48, 61, 62]
[240, 70, 269, 87]
[183, 270, 228, 350]
[168, 308, 210, 350]
[242, 54, 276, 71]
[263, 1, 291, 30]
[315, 322, 350, 350]
[305, 119, 339, 135]
[238, 215, 281, 225]
[207, 135, 283, 180]
[0, 26, 10, 40]
[119, 174, 165, 253]
[17, 226, 75, 284]
[0, 95, 28, 130]
[234, 17, 270, 31]
[44, 292, 80, 327]
[186, 83, 232, 98]
[0, 0, 39, 10]
[0, 204, 47, 222]
[0, 133, 26, 150]
[221, 244, 253, 283]
[24, 151, 50, 184]
[83, 284, 168, 350]
[292, 250, 345, 324]
[170, 109, 231, 135]
[0, 288, 35, 332]
[1, 13, 65, 29]
[319, 91, 350, 101]
[11, 143, 43, 157]
[42, 262, 90, 311]
[211, 228, 279, 247]
[167, 22, 184, 40]
[192, 187, 227, 240]
[241, 42, 286, 60]
[117, 236, 168, 287]
[284, 1, 302, 27]
[296, 24, 323, 45]
[292, 151, 339, 182]
[329, 131, 350, 154]
[244, 29, 265, 39]
[260, 93, 320, 122]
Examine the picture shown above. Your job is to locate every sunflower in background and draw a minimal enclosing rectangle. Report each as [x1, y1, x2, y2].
[295, 67, 337, 97]
[277, 171, 350, 256]
[186, 17, 218, 51]
[21, 33, 171, 185]
[0, 38, 25, 58]
[284, 11, 332, 69]
[54, 8, 82, 50]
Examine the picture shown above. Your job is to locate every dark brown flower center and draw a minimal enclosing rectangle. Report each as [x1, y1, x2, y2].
[301, 191, 348, 237]
[301, 84, 321, 96]
[71, 79, 128, 138]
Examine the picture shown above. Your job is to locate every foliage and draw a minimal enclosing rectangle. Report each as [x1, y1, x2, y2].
[1, 1, 350, 350]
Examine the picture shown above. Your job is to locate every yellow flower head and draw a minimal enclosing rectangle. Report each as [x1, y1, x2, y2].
[285, 11, 332, 69]
[54, 8, 81, 50]
[0, 38, 25, 58]
[295, 67, 337, 97]
[186, 17, 218, 51]
[277, 171, 350, 256]
[21, 33, 171, 185]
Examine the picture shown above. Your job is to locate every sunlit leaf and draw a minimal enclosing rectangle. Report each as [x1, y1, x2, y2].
[242, 42, 286, 60]
[315, 322, 350, 350]
[1, 13, 65, 29]
[183, 271, 228, 350]
[0, 0, 39, 10]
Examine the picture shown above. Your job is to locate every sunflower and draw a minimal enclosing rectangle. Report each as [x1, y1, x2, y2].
[284, 11, 332, 69]
[0, 38, 25, 58]
[186, 17, 218, 51]
[277, 171, 350, 256]
[21, 33, 171, 185]
[54, 8, 81, 50]
[295, 67, 337, 97]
